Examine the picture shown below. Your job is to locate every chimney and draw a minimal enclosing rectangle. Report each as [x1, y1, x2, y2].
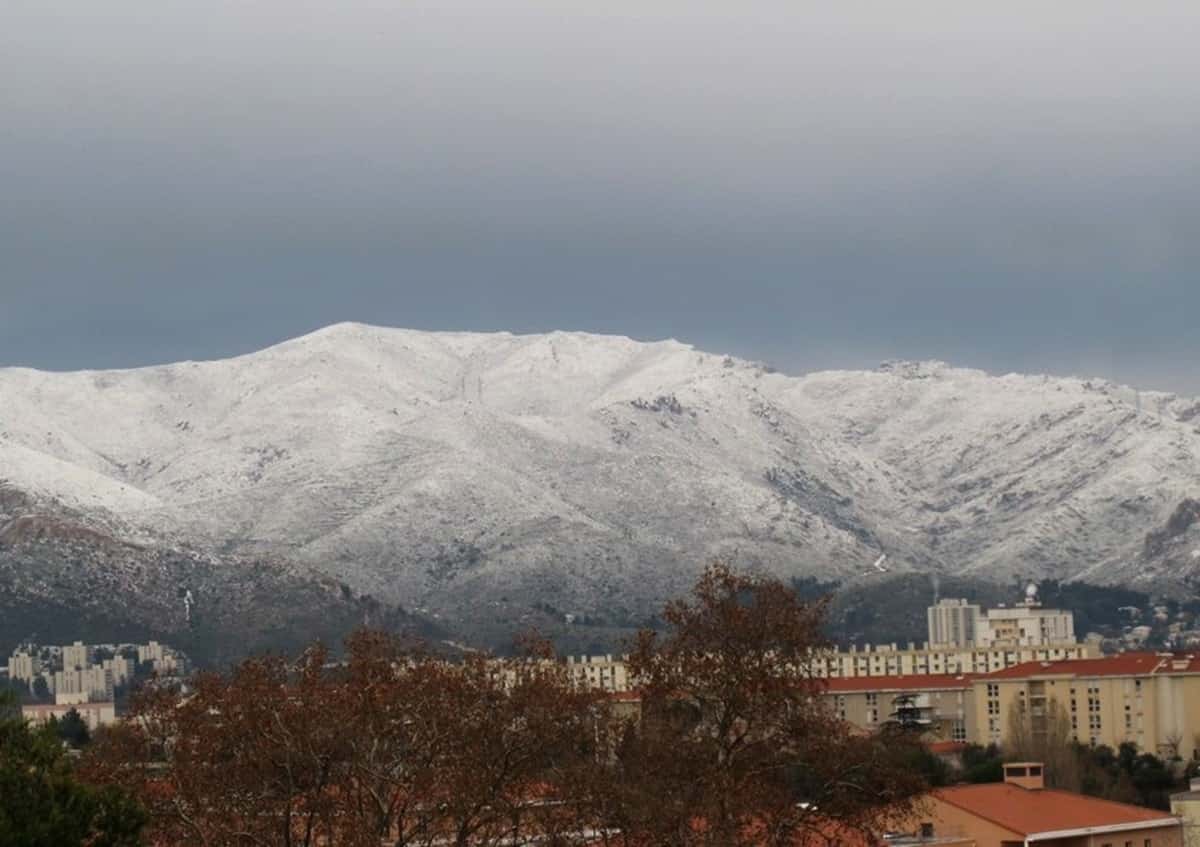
[1003, 762, 1045, 791]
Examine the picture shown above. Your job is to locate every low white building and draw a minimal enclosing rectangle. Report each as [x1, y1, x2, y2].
[22, 701, 117, 732]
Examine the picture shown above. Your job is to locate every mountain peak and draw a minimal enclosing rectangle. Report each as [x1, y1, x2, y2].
[2, 330, 1198, 650]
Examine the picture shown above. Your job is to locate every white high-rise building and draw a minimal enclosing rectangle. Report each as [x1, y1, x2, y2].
[62, 641, 90, 671]
[926, 589, 1075, 650]
[6, 651, 38, 684]
[102, 656, 133, 687]
[927, 598, 982, 648]
[53, 666, 113, 703]
[977, 605, 1075, 648]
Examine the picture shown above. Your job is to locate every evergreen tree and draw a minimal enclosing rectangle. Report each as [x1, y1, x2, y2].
[56, 708, 91, 749]
[0, 693, 144, 847]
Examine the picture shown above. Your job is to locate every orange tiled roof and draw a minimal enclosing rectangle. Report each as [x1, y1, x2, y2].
[934, 783, 1178, 836]
[928, 741, 968, 754]
[984, 652, 1199, 680]
[823, 674, 974, 693]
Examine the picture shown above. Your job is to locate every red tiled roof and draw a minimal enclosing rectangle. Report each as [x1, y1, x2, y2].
[823, 674, 974, 693]
[928, 741, 968, 754]
[984, 652, 1199, 680]
[934, 783, 1178, 836]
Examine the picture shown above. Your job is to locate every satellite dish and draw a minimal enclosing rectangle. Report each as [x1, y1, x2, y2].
[1025, 583, 1039, 603]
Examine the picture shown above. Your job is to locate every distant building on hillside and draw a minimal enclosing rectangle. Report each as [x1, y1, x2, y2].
[928, 599, 982, 649]
[927, 588, 1075, 651]
[62, 640, 91, 671]
[6, 650, 38, 684]
[565, 655, 628, 692]
[22, 701, 117, 732]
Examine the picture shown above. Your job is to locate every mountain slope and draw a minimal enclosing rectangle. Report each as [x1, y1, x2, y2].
[2, 323, 1198, 647]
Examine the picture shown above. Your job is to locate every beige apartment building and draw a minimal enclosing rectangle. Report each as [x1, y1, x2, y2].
[52, 665, 113, 703]
[928, 595, 1076, 650]
[811, 641, 1095, 680]
[22, 701, 118, 732]
[970, 653, 1200, 757]
[6, 650, 38, 684]
[565, 655, 629, 692]
[62, 640, 91, 671]
[826, 674, 978, 743]
[826, 652, 1200, 758]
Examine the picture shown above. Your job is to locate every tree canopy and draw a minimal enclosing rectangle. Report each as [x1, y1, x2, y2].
[82, 564, 931, 846]
[0, 693, 144, 847]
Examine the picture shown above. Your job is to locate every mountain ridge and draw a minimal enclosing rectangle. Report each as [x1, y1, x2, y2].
[2, 323, 1198, 649]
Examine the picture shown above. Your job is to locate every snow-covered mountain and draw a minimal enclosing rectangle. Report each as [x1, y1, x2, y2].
[2, 323, 1198, 647]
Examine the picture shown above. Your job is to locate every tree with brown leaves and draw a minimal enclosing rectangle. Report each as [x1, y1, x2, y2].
[609, 563, 928, 847]
[83, 564, 928, 847]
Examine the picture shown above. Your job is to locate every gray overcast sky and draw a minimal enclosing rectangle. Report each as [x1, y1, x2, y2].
[2, 2, 1198, 393]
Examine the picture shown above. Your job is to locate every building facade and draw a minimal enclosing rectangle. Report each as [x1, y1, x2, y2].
[971, 653, 1200, 756]
[811, 641, 1096, 680]
[927, 595, 1076, 651]
[22, 702, 117, 732]
[62, 640, 91, 671]
[565, 655, 629, 692]
[825, 674, 977, 742]
[6, 651, 38, 684]
[978, 606, 1075, 648]
[928, 599, 983, 649]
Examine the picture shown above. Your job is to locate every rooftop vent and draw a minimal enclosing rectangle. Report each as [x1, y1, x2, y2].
[1003, 762, 1045, 791]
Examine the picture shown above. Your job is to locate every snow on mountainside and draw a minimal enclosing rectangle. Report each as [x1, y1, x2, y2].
[1, 322, 1199, 646]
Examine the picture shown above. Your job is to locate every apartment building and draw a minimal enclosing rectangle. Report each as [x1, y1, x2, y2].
[22, 701, 118, 732]
[52, 665, 113, 704]
[6, 650, 38, 684]
[62, 640, 91, 670]
[979, 606, 1075, 648]
[928, 593, 1076, 650]
[137, 640, 180, 674]
[971, 653, 1200, 756]
[565, 655, 629, 692]
[811, 641, 1095, 680]
[102, 655, 133, 687]
[928, 599, 983, 648]
[825, 674, 977, 742]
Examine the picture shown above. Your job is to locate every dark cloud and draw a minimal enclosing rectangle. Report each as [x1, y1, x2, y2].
[2, 2, 1197, 394]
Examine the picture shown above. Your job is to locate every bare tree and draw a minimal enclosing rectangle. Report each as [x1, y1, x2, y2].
[1005, 696, 1080, 790]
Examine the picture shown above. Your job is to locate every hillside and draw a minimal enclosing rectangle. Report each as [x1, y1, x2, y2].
[1, 323, 1198, 650]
